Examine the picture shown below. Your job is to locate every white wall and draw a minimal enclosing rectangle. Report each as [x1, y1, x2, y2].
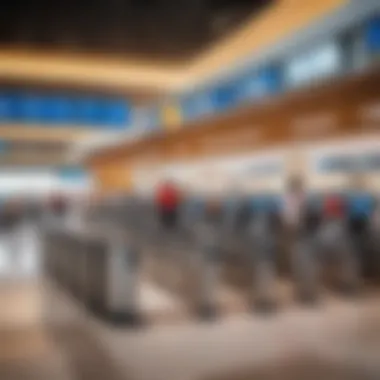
[0, 169, 93, 198]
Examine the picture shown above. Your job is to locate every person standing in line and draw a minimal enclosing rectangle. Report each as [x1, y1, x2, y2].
[282, 175, 321, 301]
[282, 176, 307, 231]
[155, 179, 181, 231]
[49, 194, 68, 225]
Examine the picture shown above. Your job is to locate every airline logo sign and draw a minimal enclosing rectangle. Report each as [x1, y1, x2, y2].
[162, 100, 182, 131]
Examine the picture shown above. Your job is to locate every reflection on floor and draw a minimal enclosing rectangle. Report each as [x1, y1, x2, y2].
[1, 277, 380, 380]
[1, 226, 380, 380]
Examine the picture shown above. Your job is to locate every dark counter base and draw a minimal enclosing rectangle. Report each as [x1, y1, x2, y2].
[253, 298, 278, 315]
[197, 304, 219, 321]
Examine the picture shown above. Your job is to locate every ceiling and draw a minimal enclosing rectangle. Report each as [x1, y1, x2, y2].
[0, 77, 162, 105]
[0, 0, 346, 94]
[0, 0, 272, 65]
[0, 0, 347, 167]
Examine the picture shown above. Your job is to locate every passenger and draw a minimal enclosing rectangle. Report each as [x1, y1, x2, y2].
[155, 180, 181, 231]
[347, 176, 374, 278]
[50, 194, 68, 221]
[0, 199, 22, 232]
[321, 193, 359, 293]
[323, 194, 345, 221]
[204, 197, 223, 228]
[282, 176, 306, 231]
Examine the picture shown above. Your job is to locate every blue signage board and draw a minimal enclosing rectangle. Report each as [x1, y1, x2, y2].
[0, 91, 130, 129]
[0, 93, 13, 121]
[58, 167, 88, 182]
[365, 16, 380, 53]
[181, 91, 214, 120]
[13, 94, 44, 122]
[211, 82, 239, 111]
[40, 97, 75, 125]
[74, 98, 101, 126]
[103, 100, 129, 128]
[237, 65, 282, 102]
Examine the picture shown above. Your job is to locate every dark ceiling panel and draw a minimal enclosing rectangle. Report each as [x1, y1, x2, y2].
[0, 0, 274, 64]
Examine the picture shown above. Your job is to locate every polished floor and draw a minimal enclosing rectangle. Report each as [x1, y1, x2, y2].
[1, 277, 380, 380]
[1, 227, 380, 380]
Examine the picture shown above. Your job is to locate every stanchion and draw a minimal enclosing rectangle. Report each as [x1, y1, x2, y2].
[247, 214, 278, 313]
[196, 225, 220, 320]
[319, 218, 360, 296]
[85, 232, 143, 327]
[292, 235, 320, 304]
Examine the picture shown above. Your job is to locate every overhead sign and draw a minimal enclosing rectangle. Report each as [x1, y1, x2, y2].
[238, 66, 282, 101]
[135, 106, 159, 132]
[0, 92, 130, 129]
[211, 82, 238, 111]
[181, 91, 214, 120]
[284, 42, 342, 87]
[365, 16, 380, 53]
[161, 100, 182, 131]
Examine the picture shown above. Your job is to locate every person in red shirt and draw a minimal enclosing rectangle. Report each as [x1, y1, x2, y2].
[323, 194, 345, 220]
[155, 180, 181, 230]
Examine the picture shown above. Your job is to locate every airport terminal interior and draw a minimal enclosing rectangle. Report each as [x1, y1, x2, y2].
[1, 0, 380, 379]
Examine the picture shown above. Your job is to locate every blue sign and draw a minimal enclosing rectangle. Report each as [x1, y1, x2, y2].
[40, 97, 74, 125]
[0, 91, 131, 129]
[58, 167, 88, 182]
[211, 82, 238, 111]
[365, 16, 380, 53]
[347, 193, 374, 219]
[103, 100, 129, 128]
[181, 91, 214, 120]
[74, 98, 100, 126]
[0, 93, 13, 120]
[237, 66, 282, 102]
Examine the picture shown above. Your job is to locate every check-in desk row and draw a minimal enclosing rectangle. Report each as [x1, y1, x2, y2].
[43, 226, 141, 326]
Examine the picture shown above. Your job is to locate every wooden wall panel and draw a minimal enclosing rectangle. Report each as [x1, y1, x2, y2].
[88, 68, 380, 193]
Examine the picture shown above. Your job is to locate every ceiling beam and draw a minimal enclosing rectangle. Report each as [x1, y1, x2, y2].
[0, 0, 348, 94]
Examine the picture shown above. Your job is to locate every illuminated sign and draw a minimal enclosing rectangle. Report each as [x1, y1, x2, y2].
[181, 91, 214, 120]
[285, 42, 342, 87]
[238, 66, 282, 101]
[0, 92, 130, 129]
[162, 100, 182, 131]
[365, 16, 380, 53]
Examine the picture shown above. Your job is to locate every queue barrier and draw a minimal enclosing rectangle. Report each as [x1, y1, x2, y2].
[43, 226, 142, 326]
